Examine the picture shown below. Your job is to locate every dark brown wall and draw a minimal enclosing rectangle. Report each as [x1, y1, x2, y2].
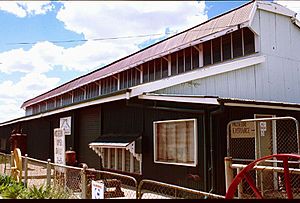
[101, 100, 143, 134]
[75, 106, 101, 168]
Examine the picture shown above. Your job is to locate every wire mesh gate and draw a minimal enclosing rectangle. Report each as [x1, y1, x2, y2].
[226, 116, 300, 199]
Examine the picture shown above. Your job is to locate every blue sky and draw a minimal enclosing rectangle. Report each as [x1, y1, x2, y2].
[0, 1, 299, 122]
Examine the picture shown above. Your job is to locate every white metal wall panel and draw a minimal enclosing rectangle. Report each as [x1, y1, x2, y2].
[235, 66, 256, 99]
[214, 73, 229, 97]
[275, 14, 292, 58]
[227, 71, 237, 98]
[260, 10, 276, 55]
[283, 59, 299, 102]
[291, 20, 300, 61]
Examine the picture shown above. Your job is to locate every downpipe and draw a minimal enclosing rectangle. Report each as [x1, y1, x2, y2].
[208, 103, 225, 194]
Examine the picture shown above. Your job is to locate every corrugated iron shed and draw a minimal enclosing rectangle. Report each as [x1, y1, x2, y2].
[21, 1, 255, 108]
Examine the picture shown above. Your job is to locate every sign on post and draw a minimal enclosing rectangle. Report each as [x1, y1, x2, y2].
[54, 128, 65, 165]
[230, 121, 256, 138]
[259, 121, 267, 137]
[60, 116, 71, 135]
[92, 180, 105, 199]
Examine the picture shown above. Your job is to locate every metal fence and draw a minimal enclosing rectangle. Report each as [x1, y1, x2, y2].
[85, 168, 138, 199]
[225, 116, 300, 199]
[137, 179, 225, 199]
[1, 151, 225, 199]
[0, 152, 11, 175]
[227, 116, 299, 161]
[225, 155, 300, 199]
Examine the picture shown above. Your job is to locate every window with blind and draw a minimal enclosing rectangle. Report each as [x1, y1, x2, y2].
[153, 119, 197, 166]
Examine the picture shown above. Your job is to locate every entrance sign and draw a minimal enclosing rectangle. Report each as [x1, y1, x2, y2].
[54, 128, 65, 165]
[231, 121, 256, 138]
[259, 121, 267, 137]
[92, 180, 105, 199]
[60, 116, 71, 135]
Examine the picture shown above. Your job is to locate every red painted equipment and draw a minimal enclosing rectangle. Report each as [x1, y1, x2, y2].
[65, 148, 77, 166]
[225, 154, 300, 199]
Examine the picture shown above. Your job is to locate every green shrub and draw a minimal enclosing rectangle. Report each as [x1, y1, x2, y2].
[0, 174, 15, 186]
[18, 184, 71, 199]
[0, 182, 25, 199]
[0, 174, 71, 199]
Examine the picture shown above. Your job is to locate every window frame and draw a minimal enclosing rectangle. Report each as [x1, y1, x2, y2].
[153, 118, 198, 167]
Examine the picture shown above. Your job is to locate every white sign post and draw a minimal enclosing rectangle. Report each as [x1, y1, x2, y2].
[60, 117, 71, 135]
[260, 121, 267, 137]
[54, 128, 65, 165]
[92, 180, 105, 199]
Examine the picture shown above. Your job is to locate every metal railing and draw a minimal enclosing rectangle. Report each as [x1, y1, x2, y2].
[227, 116, 300, 161]
[137, 179, 225, 199]
[1, 151, 225, 199]
[224, 155, 300, 199]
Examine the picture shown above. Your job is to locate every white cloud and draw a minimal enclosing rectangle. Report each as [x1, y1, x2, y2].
[0, 1, 208, 123]
[276, 1, 300, 19]
[0, 42, 63, 74]
[0, 98, 24, 123]
[0, 1, 208, 74]
[0, 40, 137, 74]
[0, 1, 54, 17]
[0, 72, 60, 122]
[56, 1, 208, 42]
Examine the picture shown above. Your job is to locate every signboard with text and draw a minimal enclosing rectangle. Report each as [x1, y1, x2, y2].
[60, 116, 71, 135]
[54, 128, 65, 165]
[92, 180, 105, 199]
[230, 121, 256, 138]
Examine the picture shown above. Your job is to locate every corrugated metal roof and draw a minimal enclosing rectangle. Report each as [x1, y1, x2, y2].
[21, 1, 256, 108]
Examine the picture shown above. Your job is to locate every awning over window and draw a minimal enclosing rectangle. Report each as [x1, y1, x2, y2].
[89, 134, 142, 161]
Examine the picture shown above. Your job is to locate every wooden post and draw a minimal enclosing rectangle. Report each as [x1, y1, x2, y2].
[10, 151, 14, 176]
[122, 149, 125, 171]
[130, 153, 134, 173]
[47, 159, 51, 187]
[224, 157, 233, 193]
[24, 154, 28, 187]
[237, 167, 243, 198]
[81, 164, 88, 199]
[115, 148, 118, 170]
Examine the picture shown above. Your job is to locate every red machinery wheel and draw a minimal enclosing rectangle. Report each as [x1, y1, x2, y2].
[225, 154, 300, 199]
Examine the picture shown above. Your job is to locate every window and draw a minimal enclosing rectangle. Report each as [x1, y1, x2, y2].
[40, 102, 46, 112]
[177, 50, 184, 74]
[155, 58, 162, 80]
[0, 138, 6, 150]
[73, 88, 84, 103]
[185, 47, 192, 72]
[62, 93, 72, 106]
[203, 40, 212, 66]
[154, 119, 197, 166]
[127, 70, 132, 88]
[149, 60, 155, 82]
[121, 70, 129, 89]
[243, 28, 255, 55]
[212, 38, 221, 63]
[47, 99, 55, 110]
[101, 148, 141, 174]
[133, 67, 141, 86]
[171, 52, 177, 75]
[192, 46, 199, 69]
[162, 58, 168, 78]
[222, 33, 232, 61]
[143, 62, 149, 83]
[56, 97, 62, 108]
[86, 83, 99, 99]
[232, 29, 243, 58]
